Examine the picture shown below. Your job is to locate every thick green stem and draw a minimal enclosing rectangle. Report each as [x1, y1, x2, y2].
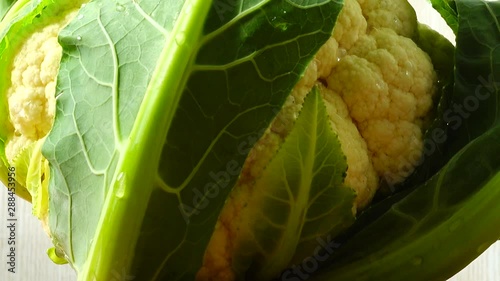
[79, 1, 212, 280]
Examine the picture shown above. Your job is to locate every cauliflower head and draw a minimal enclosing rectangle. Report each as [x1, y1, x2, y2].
[6, 10, 77, 162]
[198, 0, 437, 280]
[2, 7, 79, 225]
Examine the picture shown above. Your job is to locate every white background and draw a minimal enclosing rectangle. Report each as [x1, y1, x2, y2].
[0, 0, 499, 280]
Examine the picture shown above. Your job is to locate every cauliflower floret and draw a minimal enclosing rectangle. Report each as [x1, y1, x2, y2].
[357, 0, 418, 37]
[332, 0, 367, 50]
[6, 11, 76, 162]
[329, 27, 436, 185]
[320, 85, 378, 208]
[199, 0, 437, 280]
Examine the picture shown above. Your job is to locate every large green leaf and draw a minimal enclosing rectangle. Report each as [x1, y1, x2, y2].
[409, 0, 500, 186]
[42, 0, 343, 280]
[445, 0, 500, 154]
[232, 87, 355, 281]
[430, 0, 458, 34]
[310, 125, 500, 281]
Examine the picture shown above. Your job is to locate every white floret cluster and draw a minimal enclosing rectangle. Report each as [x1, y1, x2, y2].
[6, 11, 76, 162]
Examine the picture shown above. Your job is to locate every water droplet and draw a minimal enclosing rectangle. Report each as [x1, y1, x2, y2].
[77, 14, 84, 20]
[175, 33, 186, 45]
[76, 36, 82, 41]
[283, 10, 287, 14]
[338, 48, 347, 58]
[271, 16, 277, 22]
[274, 22, 289, 31]
[116, 4, 125, 12]
[115, 172, 126, 198]
[405, 70, 410, 76]
[172, 11, 180, 21]
[411, 256, 423, 266]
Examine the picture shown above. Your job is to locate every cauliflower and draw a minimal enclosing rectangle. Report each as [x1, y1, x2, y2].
[198, 0, 437, 280]
[2, 8, 79, 224]
[1, 0, 438, 280]
[5, 10, 77, 162]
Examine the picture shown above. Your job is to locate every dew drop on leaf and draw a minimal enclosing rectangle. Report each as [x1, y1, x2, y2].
[175, 33, 186, 46]
[115, 172, 126, 198]
[116, 4, 125, 12]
